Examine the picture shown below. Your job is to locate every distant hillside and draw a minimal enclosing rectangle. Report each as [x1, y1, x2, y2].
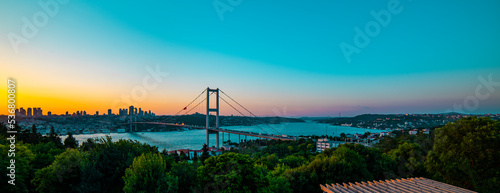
[316, 114, 399, 124]
[158, 113, 305, 127]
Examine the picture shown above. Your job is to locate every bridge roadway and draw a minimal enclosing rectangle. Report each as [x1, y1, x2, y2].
[131, 122, 295, 141]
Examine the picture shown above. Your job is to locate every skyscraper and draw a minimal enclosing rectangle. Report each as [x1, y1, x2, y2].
[27, 107, 32, 117]
[19, 107, 26, 116]
[129, 105, 134, 116]
[108, 109, 112, 116]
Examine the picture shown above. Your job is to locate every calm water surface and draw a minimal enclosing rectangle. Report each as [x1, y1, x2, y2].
[63, 121, 386, 151]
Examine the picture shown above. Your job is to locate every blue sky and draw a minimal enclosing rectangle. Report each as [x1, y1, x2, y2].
[1, 0, 499, 116]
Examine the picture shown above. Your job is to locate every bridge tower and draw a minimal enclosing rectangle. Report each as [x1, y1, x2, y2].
[206, 87, 220, 148]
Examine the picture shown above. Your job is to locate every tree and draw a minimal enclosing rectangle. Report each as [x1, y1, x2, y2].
[200, 144, 210, 164]
[123, 153, 178, 193]
[375, 135, 400, 153]
[43, 127, 63, 149]
[282, 165, 318, 193]
[340, 133, 346, 139]
[255, 154, 279, 170]
[196, 152, 268, 192]
[387, 142, 426, 178]
[425, 117, 500, 192]
[27, 141, 66, 192]
[192, 151, 199, 162]
[64, 132, 78, 148]
[171, 161, 199, 193]
[32, 148, 83, 193]
[170, 151, 180, 162]
[0, 142, 34, 193]
[307, 146, 373, 185]
[20, 124, 42, 144]
[267, 164, 293, 193]
[179, 151, 188, 161]
[280, 155, 308, 168]
[29, 142, 65, 170]
[341, 143, 396, 180]
[77, 136, 159, 192]
[306, 143, 315, 151]
[81, 138, 96, 151]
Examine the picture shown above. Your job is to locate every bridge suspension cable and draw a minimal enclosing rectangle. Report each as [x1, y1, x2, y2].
[173, 88, 207, 116]
[180, 92, 214, 116]
[219, 96, 272, 135]
[159, 88, 208, 124]
[219, 89, 282, 135]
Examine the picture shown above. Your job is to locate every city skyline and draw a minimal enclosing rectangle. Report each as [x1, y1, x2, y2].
[13, 105, 156, 117]
[2, 1, 500, 116]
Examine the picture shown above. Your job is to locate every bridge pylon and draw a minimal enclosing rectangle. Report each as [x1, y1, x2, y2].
[206, 87, 220, 148]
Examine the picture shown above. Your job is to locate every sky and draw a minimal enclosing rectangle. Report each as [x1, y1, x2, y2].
[1, 0, 499, 117]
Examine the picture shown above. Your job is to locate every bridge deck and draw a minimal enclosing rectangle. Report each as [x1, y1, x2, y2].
[131, 122, 295, 141]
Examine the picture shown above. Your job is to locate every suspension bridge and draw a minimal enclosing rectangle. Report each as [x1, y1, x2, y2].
[128, 87, 296, 148]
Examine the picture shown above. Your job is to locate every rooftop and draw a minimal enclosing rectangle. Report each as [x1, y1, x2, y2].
[320, 177, 476, 193]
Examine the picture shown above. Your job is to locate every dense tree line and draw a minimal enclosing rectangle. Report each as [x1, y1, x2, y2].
[1, 116, 498, 192]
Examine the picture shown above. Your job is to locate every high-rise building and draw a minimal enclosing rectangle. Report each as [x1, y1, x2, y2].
[36, 108, 42, 116]
[66, 111, 69, 116]
[83, 111, 87, 116]
[47, 111, 52, 116]
[119, 108, 128, 116]
[129, 106, 134, 116]
[108, 109, 112, 116]
[95, 111, 99, 116]
[19, 107, 26, 116]
[139, 108, 143, 116]
[27, 108, 32, 116]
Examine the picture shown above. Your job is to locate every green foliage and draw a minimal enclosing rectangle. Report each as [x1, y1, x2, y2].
[196, 152, 268, 193]
[171, 161, 200, 193]
[123, 153, 178, 193]
[2, 117, 497, 192]
[255, 153, 279, 169]
[375, 135, 400, 153]
[341, 143, 396, 180]
[170, 151, 180, 162]
[388, 142, 426, 178]
[308, 146, 373, 184]
[267, 174, 292, 193]
[78, 136, 159, 192]
[266, 164, 292, 193]
[64, 132, 78, 149]
[200, 144, 210, 164]
[17, 124, 42, 145]
[179, 151, 189, 161]
[0, 142, 34, 193]
[42, 127, 64, 149]
[32, 148, 83, 193]
[425, 117, 500, 192]
[28, 142, 65, 170]
[281, 165, 318, 193]
[280, 155, 308, 168]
